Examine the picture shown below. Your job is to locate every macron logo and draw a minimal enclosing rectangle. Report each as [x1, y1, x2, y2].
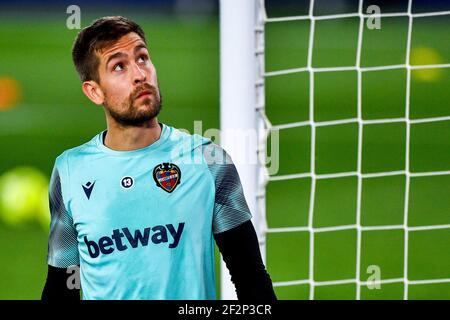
[84, 222, 185, 258]
[82, 181, 95, 200]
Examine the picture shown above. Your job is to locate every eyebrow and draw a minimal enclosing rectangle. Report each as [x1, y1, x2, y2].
[105, 52, 126, 68]
[105, 43, 148, 69]
[134, 43, 147, 54]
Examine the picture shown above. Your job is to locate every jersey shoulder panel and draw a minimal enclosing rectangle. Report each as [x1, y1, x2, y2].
[199, 141, 253, 234]
[60, 133, 102, 159]
[53, 132, 103, 204]
[164, 125, 211, 153]
[48, 155, 80, 267]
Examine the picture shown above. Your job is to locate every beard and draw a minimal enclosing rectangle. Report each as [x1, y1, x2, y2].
[104, 83, 162, 127]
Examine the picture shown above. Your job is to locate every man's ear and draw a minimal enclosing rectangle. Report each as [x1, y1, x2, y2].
[82, 80, 104, 105]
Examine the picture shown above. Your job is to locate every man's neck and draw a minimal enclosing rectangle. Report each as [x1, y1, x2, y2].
[103, 118, 162, 151]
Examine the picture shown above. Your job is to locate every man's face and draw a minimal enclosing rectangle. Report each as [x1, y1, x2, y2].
[96, 32, 161, 126]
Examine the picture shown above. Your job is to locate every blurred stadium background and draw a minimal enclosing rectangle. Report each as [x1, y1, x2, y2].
[0, 0, 448, 299]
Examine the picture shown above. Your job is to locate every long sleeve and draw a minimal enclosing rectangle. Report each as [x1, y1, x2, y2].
[214, 220, 277, 301]
[41, 265, 81, 301]
[202, 141, 276, 300]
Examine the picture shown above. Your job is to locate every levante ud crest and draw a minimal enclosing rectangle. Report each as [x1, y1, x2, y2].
[153, 163, 181, 193]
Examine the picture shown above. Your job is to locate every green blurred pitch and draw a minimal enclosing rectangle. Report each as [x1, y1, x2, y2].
[0, 14, 449, 299]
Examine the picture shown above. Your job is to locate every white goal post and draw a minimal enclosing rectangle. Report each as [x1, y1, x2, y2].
[220, 0, 268, 300]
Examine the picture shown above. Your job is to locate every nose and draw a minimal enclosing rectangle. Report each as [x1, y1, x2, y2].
[132, 63, 147, 84]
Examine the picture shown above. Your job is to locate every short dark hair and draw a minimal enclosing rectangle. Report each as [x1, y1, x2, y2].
[72, 16, 147, 83]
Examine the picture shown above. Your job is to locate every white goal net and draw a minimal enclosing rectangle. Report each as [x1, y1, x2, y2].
[220, 0, 450, 299]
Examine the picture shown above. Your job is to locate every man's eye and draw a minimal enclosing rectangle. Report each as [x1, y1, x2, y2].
[113, 63, 124, 71]
[138, 55, 147, 63]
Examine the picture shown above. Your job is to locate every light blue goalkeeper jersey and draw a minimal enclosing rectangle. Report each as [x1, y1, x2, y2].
[46, 123, 252, 300]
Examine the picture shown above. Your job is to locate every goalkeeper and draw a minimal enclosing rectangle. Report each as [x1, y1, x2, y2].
[41, 16, 276, 300]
